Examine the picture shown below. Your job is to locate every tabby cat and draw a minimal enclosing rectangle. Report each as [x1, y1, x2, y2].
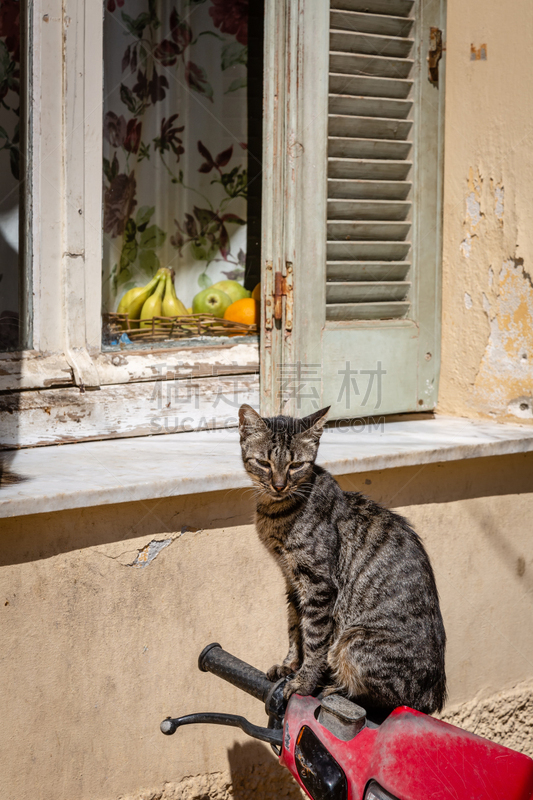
[238, 404, 446, 714]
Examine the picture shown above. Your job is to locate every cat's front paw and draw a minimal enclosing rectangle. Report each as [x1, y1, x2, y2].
[283, 673, 317, 701]
[266, 663, 294, 681]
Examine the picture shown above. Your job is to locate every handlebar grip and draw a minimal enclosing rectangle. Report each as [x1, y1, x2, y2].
[198, 643, 274, 703]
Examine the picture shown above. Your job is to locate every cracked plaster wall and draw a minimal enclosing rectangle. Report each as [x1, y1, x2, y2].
[2, 454, 533, 799]
[439, 679, 533, 759]
[439, 0, 533, 422]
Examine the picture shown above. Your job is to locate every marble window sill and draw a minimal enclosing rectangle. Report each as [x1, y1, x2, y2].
[1, 416, 532, 519]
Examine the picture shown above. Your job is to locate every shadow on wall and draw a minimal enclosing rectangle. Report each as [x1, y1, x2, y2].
[227, 740, 303, 800]
[0, 486, 256, 568]
[337, 452, 533, 510]
[2, 453, 533, 569]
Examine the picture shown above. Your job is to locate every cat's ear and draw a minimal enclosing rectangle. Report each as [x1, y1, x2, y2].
[238, 404, 267, 439]
[300, 406, 330, 441]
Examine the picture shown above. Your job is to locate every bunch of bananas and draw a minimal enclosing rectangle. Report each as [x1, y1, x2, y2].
[117, 268, 188, 328]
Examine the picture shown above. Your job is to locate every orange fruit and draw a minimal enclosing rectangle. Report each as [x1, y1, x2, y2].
[252, 283, 261, 301]
[224, 298, 259, 326]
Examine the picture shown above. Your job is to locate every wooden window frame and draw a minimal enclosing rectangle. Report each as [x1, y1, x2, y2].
[0, 0, 259, 446]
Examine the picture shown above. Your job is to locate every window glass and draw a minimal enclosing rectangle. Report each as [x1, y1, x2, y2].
[102, 0, 262, 348]
[0, 0, 22, 351]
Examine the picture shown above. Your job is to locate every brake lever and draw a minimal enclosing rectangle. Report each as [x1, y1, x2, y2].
[160, 712, 283, 747]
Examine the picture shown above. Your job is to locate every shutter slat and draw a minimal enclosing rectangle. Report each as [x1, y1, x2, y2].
[326, 302, 410, 320]
[328, 199, 411, 220]
[327, 0, 414, 321]
[329, 94, 412, 119]
[327, 261, 411, 281]
[330, 10, 414, 38]
[327, 281, 411, 302]
[331, 0, 414, 17]
[328, 159, 411, 180]
[329, 115, 411, 140]
[328, 137, 411, 160]
[329, 73, 412, 99]
[328, 179, 411, 200]
[330, 30, 413, 59]
[327, 241, 411, 260]
[328, 220, 410, 241]
[330, 52, 413, 78]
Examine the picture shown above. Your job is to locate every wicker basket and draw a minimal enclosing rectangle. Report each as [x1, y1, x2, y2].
[103, 312, 258, 343]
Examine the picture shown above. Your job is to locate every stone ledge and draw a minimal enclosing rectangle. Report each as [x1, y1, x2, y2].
[1, 416, 532, 519]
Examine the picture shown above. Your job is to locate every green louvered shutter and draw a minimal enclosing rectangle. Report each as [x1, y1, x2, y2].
[261, 0, 446, 420]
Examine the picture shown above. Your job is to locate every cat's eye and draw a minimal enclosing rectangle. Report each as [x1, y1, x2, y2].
[256, 459, 270, 469]
[290, 462, 305, 470]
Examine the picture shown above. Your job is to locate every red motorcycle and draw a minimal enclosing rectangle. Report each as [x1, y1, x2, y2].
[161, 643, 533, 800]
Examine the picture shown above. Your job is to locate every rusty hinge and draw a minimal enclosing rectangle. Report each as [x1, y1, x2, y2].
[428, 27, 443, 86]
[266, 262, 293, 332]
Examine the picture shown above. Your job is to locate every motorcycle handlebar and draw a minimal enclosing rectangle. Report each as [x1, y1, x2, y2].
[198, 643, 275, 704]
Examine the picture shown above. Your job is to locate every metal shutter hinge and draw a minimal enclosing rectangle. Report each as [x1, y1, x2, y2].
[264, 261, 293, 332]
[428, 28, 443, 86]
[274, 262, 293, 332]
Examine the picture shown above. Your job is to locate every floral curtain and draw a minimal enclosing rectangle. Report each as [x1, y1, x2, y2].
[102, 0, 251, 320]
[0, 0, 20, 350]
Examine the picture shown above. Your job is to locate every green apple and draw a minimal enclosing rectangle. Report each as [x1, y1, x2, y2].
[212, 280, 251, 304]
[192, 287, 233, 317]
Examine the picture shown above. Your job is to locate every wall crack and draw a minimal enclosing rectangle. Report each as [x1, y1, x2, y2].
[129, 538, 172, 568]
[91, 526, 202, 568]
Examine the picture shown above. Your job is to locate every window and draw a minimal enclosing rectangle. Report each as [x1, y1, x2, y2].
[0, 0, 261, 448]
[101, 0, 263, 349]
[0, 0, 445, 449]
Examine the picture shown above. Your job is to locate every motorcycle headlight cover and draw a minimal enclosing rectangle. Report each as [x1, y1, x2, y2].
[294, 726, 347, 800]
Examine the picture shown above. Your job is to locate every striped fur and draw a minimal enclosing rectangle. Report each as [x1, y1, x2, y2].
[238, 404, 447, 714]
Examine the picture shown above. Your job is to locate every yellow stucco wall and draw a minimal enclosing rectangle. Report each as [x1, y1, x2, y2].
[439, 0, 533, 422]
[1, 453, 533, 800]
[2, 3, 532, 798]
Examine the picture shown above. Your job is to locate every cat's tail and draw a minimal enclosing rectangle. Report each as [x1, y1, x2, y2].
[326, 627, 369, 699]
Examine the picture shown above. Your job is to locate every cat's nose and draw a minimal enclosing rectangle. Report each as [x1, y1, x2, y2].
[273, 482, 286, 492]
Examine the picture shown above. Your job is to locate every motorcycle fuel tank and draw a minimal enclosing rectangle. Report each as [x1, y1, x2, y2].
[281, 694, 533, 800]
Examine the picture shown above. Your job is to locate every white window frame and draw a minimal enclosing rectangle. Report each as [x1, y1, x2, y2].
[0, 0, 260, 445]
